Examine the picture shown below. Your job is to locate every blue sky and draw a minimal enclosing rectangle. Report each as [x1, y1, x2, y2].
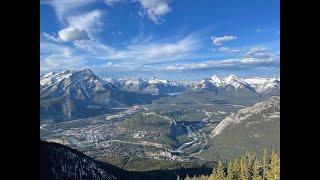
[40, 0, 279, 80]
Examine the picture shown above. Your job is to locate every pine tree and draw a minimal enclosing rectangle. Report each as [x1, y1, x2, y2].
[210, 161, 225, 180]
[226, 161, 235, 180]
[177, 175, 181, 180]
[252, 158, 262, 180]
[216, 161, 226, 180]
[198, 175, 208, 180]
[240, 156, 249, 180]
[208, 173, 215, 180]
[266, 150, 280, 180]
[185, 175, 192, 180]
[246, 151, 255, 179]
[262, 148, 269, 180]
[233, 158, 241, 179]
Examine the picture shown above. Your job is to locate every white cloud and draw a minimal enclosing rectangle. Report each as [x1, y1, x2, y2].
[104, 0, 171, 23]
[42, 1, 104, 41]
[256, 28, 262, 32]
[138, 0, 171, 23]
[211, 35, 238, 46]
[217, 47, 242, 53]
[58, 27, 90, 42]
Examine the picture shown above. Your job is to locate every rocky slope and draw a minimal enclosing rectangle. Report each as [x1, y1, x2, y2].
[200, 96, 280, 161]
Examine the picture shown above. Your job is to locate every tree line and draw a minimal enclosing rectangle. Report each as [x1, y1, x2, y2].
[177, 148, 280, 180]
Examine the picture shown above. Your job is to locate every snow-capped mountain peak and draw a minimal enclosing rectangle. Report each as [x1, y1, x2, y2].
[224, 75, 249, 89]
[195, 74, 252, 90]
[210, 75, 223, 84]
[225, 74, 240, 81]
[244, 77, 280, 93]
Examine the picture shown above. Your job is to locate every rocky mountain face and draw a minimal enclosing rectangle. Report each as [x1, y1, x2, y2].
[40, 69, 121, 105]
[210, 96, 280, 137]
[40, 69, 159, 122]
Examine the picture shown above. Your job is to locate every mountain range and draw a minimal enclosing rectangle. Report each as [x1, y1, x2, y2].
[193, 75, 280, 96]
[104, 77, 186, 94]
[40, 69, 279, 122]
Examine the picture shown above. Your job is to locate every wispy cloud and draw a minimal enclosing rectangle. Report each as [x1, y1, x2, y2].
[161, 58, 279, 72]
[74, 33, 200, 64]
[67, 9, 104, 34]
[41, 0, 96, 23]
[244, 47, 270, 59]
[40, 40, 88, 71]
[160, 45, 279, 72]
[41, 32, 62, 43]
[104, 0, 123, 6]
[211, 35, 238, 46]
[215, 47, 242, 53]
[73, 40, 116, 58]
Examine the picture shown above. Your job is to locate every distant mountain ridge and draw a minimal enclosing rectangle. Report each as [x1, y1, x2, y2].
[193, 75, 279, 96]
[41, 69, 279, 97]
[104, 77, 186, 94]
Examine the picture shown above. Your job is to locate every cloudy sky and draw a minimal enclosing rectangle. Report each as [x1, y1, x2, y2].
[40, 0, 279, 80]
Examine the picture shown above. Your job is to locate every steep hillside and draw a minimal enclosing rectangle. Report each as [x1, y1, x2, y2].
[40, 141, 212, 180]
[200, 96, 280, 162]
